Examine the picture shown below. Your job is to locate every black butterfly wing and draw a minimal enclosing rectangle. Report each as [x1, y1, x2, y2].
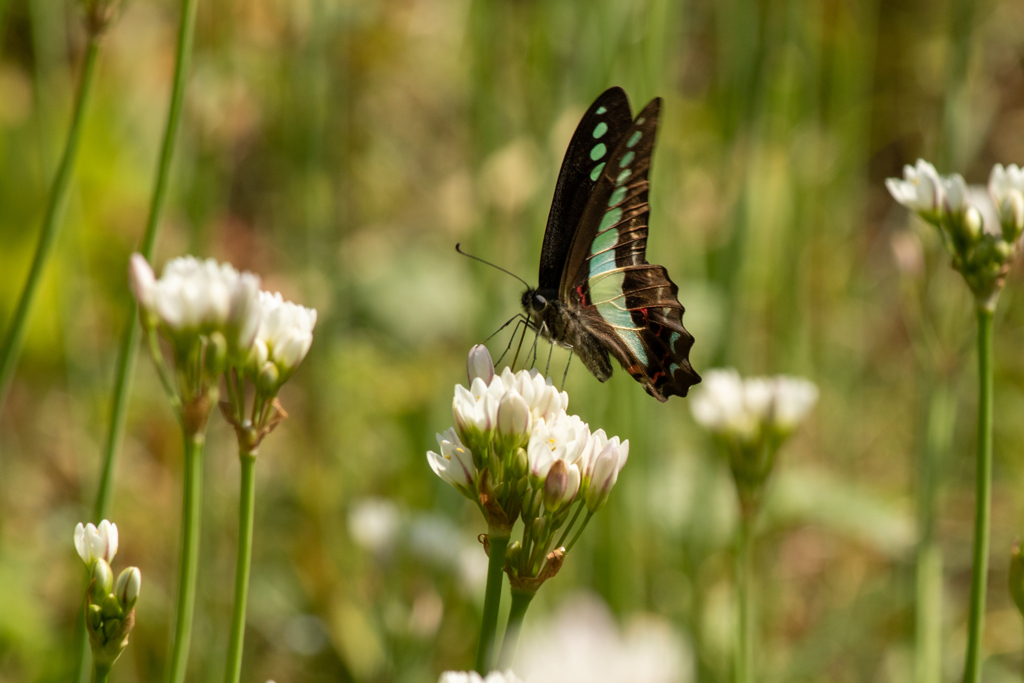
[538, 87, 634, 291]
[560, 98, 701, 401]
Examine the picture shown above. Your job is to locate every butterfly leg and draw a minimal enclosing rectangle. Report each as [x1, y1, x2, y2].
[528, 322, 544, 370]
[511, 320, 529, 371]
[495, 315, 529, 366]
[561, 349, 573, 391]
[544, 338, 555, 377]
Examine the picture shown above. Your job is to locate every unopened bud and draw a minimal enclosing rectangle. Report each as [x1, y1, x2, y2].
[467, 344, 495, 385]
[513, 448, 528, 479]
[207, 331, 228, 374]
[505, 541, 522, 569]
[87, 604, 103, 630]
[103, 618, 121, 641]
[1001, 191, 1024, 242]
[258, 361, 280, 393]
[91, 559, 113, 600]
[995, 239, 1013, 263]
[116, 567, 141, 612]
[101, 594, 122, 619]
[543, 460, 569, 513]
[963, 206, 983, 242]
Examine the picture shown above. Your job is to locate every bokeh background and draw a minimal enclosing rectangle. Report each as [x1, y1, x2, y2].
[2, 0, 1024, 681]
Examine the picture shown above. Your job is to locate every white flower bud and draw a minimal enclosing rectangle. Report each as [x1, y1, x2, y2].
[467, 344, 495, 385]
[496, 389, 531, 453]
[944, 173, 968, 215]
[128, 253, 157, 312]
[584, 437, 629, 513]
[963, 206, 983, 242]
[115, 567, 141, 612]
[1000, 190, 1024, 242]
[251, 291, 317, 376]
[92, 558, 114, 598]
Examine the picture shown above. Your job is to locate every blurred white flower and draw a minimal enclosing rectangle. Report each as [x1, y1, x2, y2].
[989, 164, 1024, 240]
[74, 520, 118, 566]
[348, 498, 402, 556]
[885, 159, 943, 216]
[250, 290, 317, 375]
[438, 671, 523, 683]
[942, 173, 968, 215]
[690, 369, 817, 439]
[129, 255, 258, 335]
[427, 428, 477, 496]
[517, 593, 690, 683]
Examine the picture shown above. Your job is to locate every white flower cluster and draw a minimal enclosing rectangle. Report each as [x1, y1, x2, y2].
[690, 368, 818, 442]
[428, 346, 628, 515]
[129, 254, 317, 383]
[438, 671, 522, 683]
[886, 159, 1024, 242]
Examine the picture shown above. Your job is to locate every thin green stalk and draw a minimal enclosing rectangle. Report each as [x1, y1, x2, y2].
[167, 431, 205, 683]
[93, 664, 111, 683]
[224, 449, 258, 683]
[963, 307, 994, 683]
[497, 589, 535, 669]
[75, 0, 200, 676]
[475, 530, 510, 674]
[736, 515, 754, 683]
[564, 511, 593, 553]
[0, 35, 101, 407]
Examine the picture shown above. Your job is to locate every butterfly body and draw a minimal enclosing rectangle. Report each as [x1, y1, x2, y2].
[523, 87, 701, 402]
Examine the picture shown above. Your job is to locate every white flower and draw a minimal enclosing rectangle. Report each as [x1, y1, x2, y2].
[251, 291, 317, 373]
[438, 671, 523, 683]
[74, 520, 118, 566]
[689, 369, 757, 438]
[690, 368, 817, 439]
[989, 164, 1024, 238]
[496, 389, 532, 445]
[453, 379, 500, 448]
[583, 432, 629, 512]
[517, 594, 690, 683]
[989, 163, 1024, 205]
[770, 376, 819, 431]
[942, 173, 968, 214]
[227, 272, 262, 354]
[885, 159, 943, 215]
[348, 498, 402, 555]
[427, 428, 477, 495]
[128, 254, 261, 339]
[527, 414, 590, 482]
[467, 344, 495, 385]
[501, 367, 568, 422]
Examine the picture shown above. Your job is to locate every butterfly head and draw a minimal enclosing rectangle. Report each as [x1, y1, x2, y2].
[522, 289, 548, 314]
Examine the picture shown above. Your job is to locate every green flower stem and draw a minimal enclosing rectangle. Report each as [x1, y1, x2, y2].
[75, 0, 200, 677]
[93, 664, 111, 683]
[0, 35, 101, 407]
[963, 306, 995, 683]
[167, 430, 206, 683]
[224, 448, 258, 683]
[497, 589, 535, 669]
[736, 514, 754, 683]
[475, 529, 510, 674]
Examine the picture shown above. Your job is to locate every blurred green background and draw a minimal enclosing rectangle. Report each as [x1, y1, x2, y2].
[2, 0, 1024, 681]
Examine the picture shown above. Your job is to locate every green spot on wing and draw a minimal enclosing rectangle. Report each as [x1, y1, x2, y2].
[616, 169, 631, 184]
[593, 122, 608, 138]
[589, 271, 625, 304]
[589, 249, 617, 276]
[608, 186, 626, 207]
[627, 131, 642, 148]
[615, 329, 648, 364]
[591, 228, 618, 255]
[596, 106, 607, 114]
[590, 143, 606, 161]
[590, 162, 605, 181]
[599, 207, 622, 232]
[597, 301, 636, 328]
[669, 332, 681, 349]
[619, 151, 634, 168]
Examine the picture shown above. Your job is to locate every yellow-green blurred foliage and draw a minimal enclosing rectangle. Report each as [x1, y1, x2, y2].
[2, 0, 1024, 681]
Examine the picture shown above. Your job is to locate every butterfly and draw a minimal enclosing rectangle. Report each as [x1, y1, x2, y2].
[521, 87, 701, 402]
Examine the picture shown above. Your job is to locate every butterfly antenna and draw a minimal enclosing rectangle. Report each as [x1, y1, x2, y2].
[456, 243, 531, 289]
